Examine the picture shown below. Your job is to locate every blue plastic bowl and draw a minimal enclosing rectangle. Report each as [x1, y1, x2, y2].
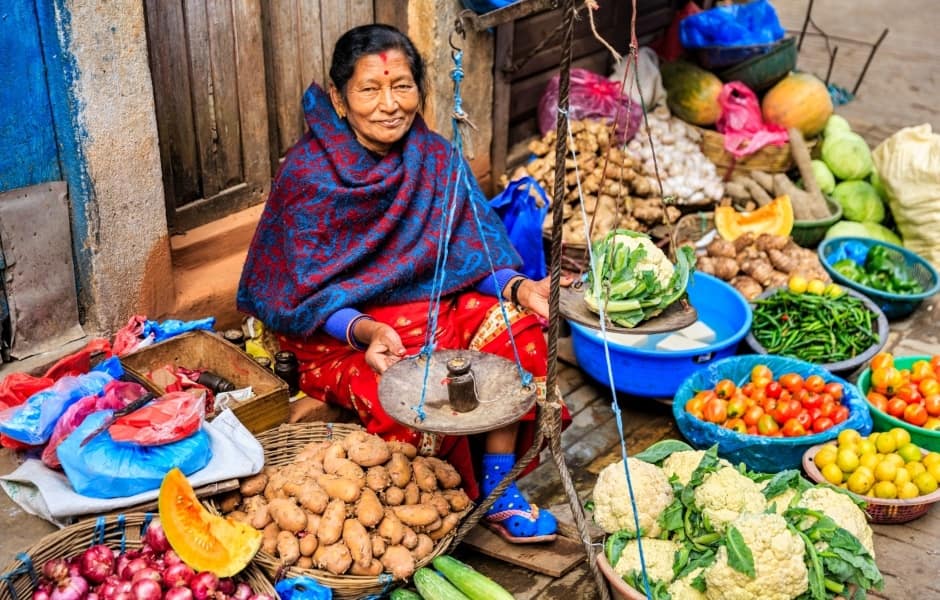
[568, 272, 752, 398]
[673, 354, 873, 472]
[818, 236, 940, 320]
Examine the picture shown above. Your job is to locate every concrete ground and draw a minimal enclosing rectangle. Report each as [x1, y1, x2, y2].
[2, 0, 938, 594]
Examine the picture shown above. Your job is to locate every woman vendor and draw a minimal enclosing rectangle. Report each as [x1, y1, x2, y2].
[238, 24, 568, 543]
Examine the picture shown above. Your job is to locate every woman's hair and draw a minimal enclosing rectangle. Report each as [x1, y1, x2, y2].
[329, 24, 427, 105]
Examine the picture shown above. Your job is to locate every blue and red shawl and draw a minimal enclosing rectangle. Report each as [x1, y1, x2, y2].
[237, 83, 520, 337]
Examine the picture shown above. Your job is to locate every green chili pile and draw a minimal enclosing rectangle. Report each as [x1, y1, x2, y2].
[751, 289, 880, 364]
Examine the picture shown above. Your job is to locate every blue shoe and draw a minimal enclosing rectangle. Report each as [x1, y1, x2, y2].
[481, 453, 557, 543]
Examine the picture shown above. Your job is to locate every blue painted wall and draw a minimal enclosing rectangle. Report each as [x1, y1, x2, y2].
[0, 3, 62, 191]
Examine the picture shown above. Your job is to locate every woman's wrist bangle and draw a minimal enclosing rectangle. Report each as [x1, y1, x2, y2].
[508, 277, 526, 309]
[346, 315, 374, 351]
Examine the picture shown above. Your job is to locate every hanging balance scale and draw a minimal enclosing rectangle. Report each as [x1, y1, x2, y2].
[378, 349, 537, 436]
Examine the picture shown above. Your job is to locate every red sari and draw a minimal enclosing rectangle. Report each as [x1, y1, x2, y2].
[279, 292, 569, 500]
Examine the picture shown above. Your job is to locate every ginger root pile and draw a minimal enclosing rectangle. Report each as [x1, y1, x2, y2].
[691, 233, 830, 299]
[218, 431, 471, 580]
[503, 118, 680, 246]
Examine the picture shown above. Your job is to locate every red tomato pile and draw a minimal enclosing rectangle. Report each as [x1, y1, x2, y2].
[865, 352, 940, 430]
[685, 365, 849, 437]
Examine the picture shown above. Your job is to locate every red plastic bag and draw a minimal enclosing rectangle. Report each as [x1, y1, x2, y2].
[43, 338, 112, 381]
[715, 82, 789, 159]
[651, 1, 701, 62]
[41, 380, 148, 469]
[0, 373, 53, 411]
[538, 68, 642, 144]
[113, 315, 149, 356]
[107, 391, 205, 446]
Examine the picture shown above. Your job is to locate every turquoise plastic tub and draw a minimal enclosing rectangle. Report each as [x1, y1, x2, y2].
[569, 272, 752, 398]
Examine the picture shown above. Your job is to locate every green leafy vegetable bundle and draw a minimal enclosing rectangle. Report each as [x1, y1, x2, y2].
[584, 229, 695, 328]
[593, 441, 883, 600]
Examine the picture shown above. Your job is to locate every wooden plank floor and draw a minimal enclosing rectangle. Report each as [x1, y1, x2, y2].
[457, 349, 940, 599]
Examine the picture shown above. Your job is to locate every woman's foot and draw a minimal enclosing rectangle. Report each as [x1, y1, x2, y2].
[481, 453, 557, 542]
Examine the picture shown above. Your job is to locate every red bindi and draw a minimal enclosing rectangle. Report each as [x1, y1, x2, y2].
[379, 51, 387, 63]
[384, 70, 389, 75]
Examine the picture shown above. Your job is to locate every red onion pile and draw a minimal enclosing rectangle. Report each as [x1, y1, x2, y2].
[31, 520, 274, 600]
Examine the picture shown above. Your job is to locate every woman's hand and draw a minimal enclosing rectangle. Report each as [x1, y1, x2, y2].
[354, 319, 406, 374]
[513, 275, 573, 320]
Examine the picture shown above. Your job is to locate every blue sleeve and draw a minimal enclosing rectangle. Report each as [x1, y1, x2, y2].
[476, 269, 523, 298]
[322, 307, 363, 342]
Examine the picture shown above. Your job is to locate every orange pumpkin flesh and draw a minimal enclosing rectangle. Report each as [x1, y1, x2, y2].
[158, 467, 262, 577]
[715, 195, 794, 241]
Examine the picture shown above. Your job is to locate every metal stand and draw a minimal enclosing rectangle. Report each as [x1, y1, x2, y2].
[452, 2, 611, 598]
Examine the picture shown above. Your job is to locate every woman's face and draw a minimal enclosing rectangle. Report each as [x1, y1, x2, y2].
[330, 49, 420, 155]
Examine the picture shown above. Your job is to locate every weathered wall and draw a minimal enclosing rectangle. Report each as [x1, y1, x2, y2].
[57, 0, 174, 334]
[391, 0, 494, 181]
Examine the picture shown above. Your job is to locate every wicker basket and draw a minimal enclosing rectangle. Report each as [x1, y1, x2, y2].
[0, 513, 276, 600]
[225, 422, 470, 600]
[694, 125, 817, 177]
[803, 443, 940, 524]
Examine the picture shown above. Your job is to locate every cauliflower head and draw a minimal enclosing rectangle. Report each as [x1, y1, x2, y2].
[693, 467, 767, 532]
[662, 450, 731, 486]
[609, 232, 674, 288]
[763, 484, 798, 515]
[796, 486, 875, 558]
[667, 568, 708, 600]
[704, 513, 808, 600]
[593, 458, 674, 536]
[613, 538, 680, 584]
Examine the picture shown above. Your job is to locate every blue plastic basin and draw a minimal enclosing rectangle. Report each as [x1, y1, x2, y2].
[569, 272, 752, 398]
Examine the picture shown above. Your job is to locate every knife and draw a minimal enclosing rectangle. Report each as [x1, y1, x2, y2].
[80, 392, 156, 447]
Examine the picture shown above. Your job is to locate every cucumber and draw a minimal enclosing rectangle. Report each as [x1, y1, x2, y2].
[413, 567, 470, 600]
[431, 556, 515, 600]
[390, 589, 424, 600]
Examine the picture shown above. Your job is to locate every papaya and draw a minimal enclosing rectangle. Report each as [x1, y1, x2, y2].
[158, 467, 262, 577]
[660, 61, 723, 126]
[761, 72, 833, 137]
[714, 195, 794, 241]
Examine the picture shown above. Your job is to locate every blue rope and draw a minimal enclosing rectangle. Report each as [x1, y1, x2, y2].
[412, 45, 533, 418]
[0, 552, 37, 600]
[93, 515, 107, 545]
[562, 103, 653, 599]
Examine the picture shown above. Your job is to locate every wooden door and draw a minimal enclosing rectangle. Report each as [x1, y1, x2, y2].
[263, 1, 373, 162]
[145, 0, 373, 233]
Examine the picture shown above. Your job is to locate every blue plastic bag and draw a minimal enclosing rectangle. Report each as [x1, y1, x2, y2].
[58, 410, 212, 498]
[489, 177, 550, 280]
[679, 0, 784, 49]
[275, 577, 332, 600]
[461, 0, 517, 14]
[672, 355, 872, 473]
[143, 317, 216, 343]
[0, 357, 123, 445]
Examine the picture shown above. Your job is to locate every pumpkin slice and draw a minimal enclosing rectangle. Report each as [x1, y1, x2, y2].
[158, 467, 262, 577]
[714, 195, 794, 241]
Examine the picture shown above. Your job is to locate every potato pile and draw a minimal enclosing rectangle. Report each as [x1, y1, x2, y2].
[504, 119, 681, 246]
[219, 431, 471, 580]
[692, 233, 830, 299]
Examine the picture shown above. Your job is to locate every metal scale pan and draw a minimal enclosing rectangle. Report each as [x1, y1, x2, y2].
[559, 281, 698, 335]
[378, 349, 536, 436]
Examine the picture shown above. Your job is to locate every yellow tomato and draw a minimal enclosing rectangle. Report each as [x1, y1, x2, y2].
[806, 279, 827, 295]
[788, 275, 808, 294]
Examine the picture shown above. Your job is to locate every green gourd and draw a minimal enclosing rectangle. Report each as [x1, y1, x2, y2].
[413, 567, 470, 600]
[432, 556, 515, 600]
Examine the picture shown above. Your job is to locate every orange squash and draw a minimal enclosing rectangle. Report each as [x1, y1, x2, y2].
[158, 467, 262, 576]
[660, 61, 723, 126]
[761, 73, 833, 137]
[715, 195, 794, 241]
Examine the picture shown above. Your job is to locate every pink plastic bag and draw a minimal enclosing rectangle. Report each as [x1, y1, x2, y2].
[538, 68, 642, 143]
[41, 380, 148, 469]
[715, 81, 788, 159]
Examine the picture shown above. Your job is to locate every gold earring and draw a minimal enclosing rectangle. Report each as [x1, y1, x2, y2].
[336, 107, 346, 119]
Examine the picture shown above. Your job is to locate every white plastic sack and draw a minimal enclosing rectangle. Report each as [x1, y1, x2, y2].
[609, 46, 667, 110]
[871, 124, 940, 270]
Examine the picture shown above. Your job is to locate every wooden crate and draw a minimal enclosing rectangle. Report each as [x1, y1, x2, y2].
[120, 330, 289, 434]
